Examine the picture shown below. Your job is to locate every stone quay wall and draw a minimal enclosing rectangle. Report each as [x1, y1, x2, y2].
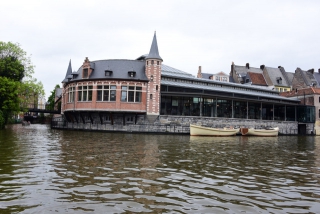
[52, 115, 315, 135]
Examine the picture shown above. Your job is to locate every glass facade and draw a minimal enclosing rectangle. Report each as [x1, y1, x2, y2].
[160, 95, 315, 123]
[248, 102, 261, 119]
[233, 100, 247, 119]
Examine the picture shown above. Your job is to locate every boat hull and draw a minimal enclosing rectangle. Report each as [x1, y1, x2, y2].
[190, 124, 239, 136]
[241, 127, 279, 136]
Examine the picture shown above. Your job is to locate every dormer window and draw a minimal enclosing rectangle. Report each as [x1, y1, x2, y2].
[276, 77, 282, 84]
[128, 71, 136, 77]
[83, 68, 88, 78]
[105, 70, 113, 76]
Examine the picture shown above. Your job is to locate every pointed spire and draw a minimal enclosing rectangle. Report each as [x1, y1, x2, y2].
[62, 59, 73, 83]
[146, 32, 162, 60]
[65, 59, 72, 77]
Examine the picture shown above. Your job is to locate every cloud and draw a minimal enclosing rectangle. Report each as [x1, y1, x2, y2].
[2, 0, 320, 97]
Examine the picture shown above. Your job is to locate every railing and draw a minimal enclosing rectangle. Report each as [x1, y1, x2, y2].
[51, 121, 190, 134]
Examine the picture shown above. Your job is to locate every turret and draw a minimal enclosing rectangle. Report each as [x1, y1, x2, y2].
[145, 32, 162, 120]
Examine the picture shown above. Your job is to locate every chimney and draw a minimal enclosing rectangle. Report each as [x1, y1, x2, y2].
[260, 65, 265, 70]
[308, 68, 314, 74]
[197, 66, 202, 78]
[278, 66, 282, 68]
[246, 63, 249, 69]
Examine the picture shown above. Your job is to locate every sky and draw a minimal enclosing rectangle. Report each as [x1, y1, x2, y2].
[1, 0, 320, 98]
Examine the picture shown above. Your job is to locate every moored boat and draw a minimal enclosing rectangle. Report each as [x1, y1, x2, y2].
[240, 127, 279, 136]
[190, 124, 240, 136]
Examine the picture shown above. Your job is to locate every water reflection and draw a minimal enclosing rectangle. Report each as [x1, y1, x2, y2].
[0, 125, 320, 213]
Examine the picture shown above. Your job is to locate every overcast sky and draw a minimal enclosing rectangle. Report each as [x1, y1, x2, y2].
[2, 0, 320, 98]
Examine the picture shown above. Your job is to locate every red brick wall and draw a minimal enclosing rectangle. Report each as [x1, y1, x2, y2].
[145, 59, 161, 115]
[62, 80, 147, 113]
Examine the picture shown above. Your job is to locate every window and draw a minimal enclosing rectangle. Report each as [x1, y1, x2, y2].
[222, 77, 227, 82]
[68, 86, 75, 103]
[215, 76, 219, 81]
[121, 85, 142, 102]
[97, 85, 116, 101]
[128, 71, 136, 77]
[78, 85, 92, 101]
[150, 94, 153, 100]
[151, 60, 154, 65]
[150, 75, 153, 81]
[83, 68, 88, 78]
[277, 77, 282, 84]
[105, 70, 112, 76]
[157, 61, 159, 65]
[156, 85, 158, 91]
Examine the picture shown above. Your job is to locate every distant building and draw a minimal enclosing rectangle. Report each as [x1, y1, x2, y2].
[281, 87, 319, 134]
[197, 66, 229, 82]
[292, 68, 318, 89]
[230, 62, 292, 92]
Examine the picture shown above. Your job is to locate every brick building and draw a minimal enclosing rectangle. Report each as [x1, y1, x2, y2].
[59, 33, 315, 134]
[61, 33, 162, 125]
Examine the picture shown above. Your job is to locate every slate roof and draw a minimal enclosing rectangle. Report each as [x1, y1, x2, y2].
[264, 66, 290, 87]
[55, 88, 62, 98]
[201, 73, 212, 79]
[313, 72, 320, 86]
[286, 72, 294, 84]
[292, 68, 318, 88]
[146, 32, 162, 60]
[161, 64, 193, 77]
[62, 60, 73, 83]
[234, 65, 263, 75]
[161, 65, 288, 94]
[66, 59, 149, 82]
[161, 79, 299, 103]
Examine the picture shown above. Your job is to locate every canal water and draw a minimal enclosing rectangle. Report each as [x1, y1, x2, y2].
[0, 124, 319, 213]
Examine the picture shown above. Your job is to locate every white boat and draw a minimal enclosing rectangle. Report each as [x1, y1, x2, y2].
[190, 124, 240, 136]
[240, 127, 279, 136]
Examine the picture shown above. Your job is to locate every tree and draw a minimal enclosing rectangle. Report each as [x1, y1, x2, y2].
[0, 41, 45, 128]
[0, 41, 35, 80]
[0, 76, 21, 124]
[0, 56, 25, 81]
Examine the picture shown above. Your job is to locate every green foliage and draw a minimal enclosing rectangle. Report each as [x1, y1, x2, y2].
[0, 56, 25, 81]
[0, 41, 35, 80]
[0, 77, 21, 111]
[47, 84, 60, 110]
[0, 41, 45, 129]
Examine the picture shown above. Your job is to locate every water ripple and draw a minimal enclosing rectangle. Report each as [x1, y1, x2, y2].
[0, 125, 320, 213]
